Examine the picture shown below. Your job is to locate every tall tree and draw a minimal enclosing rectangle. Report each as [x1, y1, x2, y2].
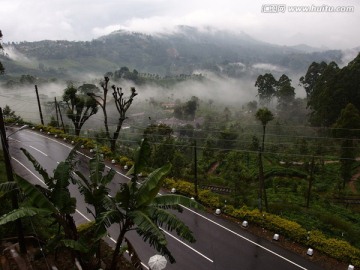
[332, 103, 360, 188]
[2, 105, 23, 122]
[144, 124, 175, 168]
[174, 96, 200, 121]
[88, 77, 137, 152]
[221, 151, 253, 207]
[63, 84, 98, 136]
[0, 30, 5, 74]
[217, 129, 238, 151]
[78, 83, 101, 95]
[276, 74, 295, 113]
[184, 96, 199, 120]
[255, 73, 277, 106]
[255, 108, 274, 152]
[255, 108, 274, 212]
[307, 62, 338, 127]
[299, 61, 328, 98]
[303, 55, 360, 127]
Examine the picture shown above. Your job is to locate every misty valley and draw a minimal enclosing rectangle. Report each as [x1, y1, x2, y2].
[0, 27, 360, 269]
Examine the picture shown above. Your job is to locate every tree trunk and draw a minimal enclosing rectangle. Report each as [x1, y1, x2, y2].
[109, 220, 130, 270]
[260, 125, 268, 212]
[306, 156, 315, 208]
[258, 150, 268, 212]
[103, 108, 111, 140]
[110, 118, 125, 152]
[258, 150, 263, 212]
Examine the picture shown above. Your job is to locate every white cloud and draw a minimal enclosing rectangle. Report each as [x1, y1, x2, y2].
[1, 0, 359, 49]
[252, 63, 286, 73]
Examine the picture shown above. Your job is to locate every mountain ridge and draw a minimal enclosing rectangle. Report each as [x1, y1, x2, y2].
[0, 26, 347, 80]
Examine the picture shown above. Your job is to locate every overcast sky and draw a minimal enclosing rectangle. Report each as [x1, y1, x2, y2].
[1, 0, 359, 49]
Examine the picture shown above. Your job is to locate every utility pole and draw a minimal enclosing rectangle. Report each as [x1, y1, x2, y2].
[258, 148, 263, 212]
[0, 108, 27, 254]
[35, 85, 44, 125]
[194, 139, 198, 199]
[55, 97, 60, 128]
[258, 148, 269, 212]
[57, 100, 66, 133]
[306, 156, 315, 208]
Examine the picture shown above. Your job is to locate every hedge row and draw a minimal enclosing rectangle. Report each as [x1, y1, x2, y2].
[30, 125, 135, 166]
[163, 178, 360, 267]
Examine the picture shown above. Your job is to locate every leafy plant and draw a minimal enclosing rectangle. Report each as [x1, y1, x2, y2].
[96, 139, 203, 270]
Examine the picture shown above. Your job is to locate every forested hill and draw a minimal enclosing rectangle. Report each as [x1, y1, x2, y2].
[1, 26, 345, 79]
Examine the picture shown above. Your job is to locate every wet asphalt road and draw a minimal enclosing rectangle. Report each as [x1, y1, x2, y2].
[7, 128, 325, 270]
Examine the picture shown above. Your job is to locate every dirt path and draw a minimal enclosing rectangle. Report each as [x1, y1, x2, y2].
[349, 169, 360, 193]
[207, 161, 219, 174]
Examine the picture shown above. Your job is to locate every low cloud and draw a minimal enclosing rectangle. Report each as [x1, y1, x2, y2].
[3, 45, 33, 64]
[252, 63, 287, 73]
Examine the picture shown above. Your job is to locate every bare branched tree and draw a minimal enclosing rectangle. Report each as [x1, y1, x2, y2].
[88, 77, 137, 151]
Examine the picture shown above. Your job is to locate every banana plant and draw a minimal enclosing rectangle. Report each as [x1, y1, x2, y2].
[96, 139, 204, 270]
[75, 152, 115, 219]
[19, 146, 79, 242]
[0, 145, 88, 265]
[74, 152, 116, 266]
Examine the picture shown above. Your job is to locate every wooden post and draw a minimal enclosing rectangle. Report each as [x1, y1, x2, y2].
[258, 149, 263, 212]
[306, 156, 315, 208]
[55, 97, 60, 128]
[0, 108, 27, 254]
[35, 85, 44, 125]
[194, 139, 198, 199]
[57, 101, 66, 133]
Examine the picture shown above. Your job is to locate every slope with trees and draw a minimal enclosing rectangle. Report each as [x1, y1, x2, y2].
[1, 27, 343, 78]
[306, 53, 360, 126]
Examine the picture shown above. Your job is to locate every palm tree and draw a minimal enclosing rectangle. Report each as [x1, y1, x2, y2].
[255, 108, 274, 152]
[255, 108, 274, 212]
[97, 139, 203, 270]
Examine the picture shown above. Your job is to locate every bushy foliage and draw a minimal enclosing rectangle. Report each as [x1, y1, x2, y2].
[2, 105, 24, 123]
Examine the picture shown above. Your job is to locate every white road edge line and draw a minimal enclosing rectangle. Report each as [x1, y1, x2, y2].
[8, 138, 21, 143]
[12, 157, 91, 225]
[12, 157, 47, 187]
[180, 205, 308, 270]
[160, 229, 213, 263]
[29, 145, 48, 156]
[25, 130, 130, 179]
[75, 209, 91, 221]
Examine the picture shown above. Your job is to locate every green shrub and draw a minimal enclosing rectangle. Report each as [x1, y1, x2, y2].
[198, 189, 221, 208]
[126, 160, 134, 167]
[119, 156, 130, 166]
[99, 145, 111, 157]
